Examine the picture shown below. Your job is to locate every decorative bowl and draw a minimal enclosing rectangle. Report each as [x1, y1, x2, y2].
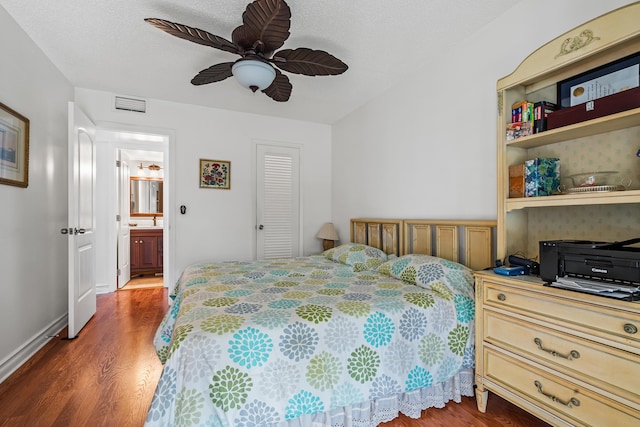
[565, 171, 619, 187]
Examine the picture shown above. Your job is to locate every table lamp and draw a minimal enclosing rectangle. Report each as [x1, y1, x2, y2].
[316, 223, 339, 251]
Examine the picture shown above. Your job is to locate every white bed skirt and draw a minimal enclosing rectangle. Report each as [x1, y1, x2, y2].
[271, 368, 475, 427]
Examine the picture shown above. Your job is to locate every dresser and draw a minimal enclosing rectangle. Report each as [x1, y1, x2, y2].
[474, 272, 640, 426]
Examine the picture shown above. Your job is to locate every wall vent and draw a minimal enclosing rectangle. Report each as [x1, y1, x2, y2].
[114, 96, 146, 113]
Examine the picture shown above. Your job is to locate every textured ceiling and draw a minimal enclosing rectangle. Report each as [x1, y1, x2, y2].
[1, 0, 523, 124]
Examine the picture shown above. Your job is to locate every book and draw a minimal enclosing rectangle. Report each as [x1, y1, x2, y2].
[505, 121, 533, 141]
[512, 100, 534, 125]
[533, 101, 557, 133]
[522, 101, 534, 124]
[511, 105, 522, 123]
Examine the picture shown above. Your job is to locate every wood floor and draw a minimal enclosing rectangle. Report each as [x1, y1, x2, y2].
[121, 274, 164, 290]
[0, 288, 550, 427]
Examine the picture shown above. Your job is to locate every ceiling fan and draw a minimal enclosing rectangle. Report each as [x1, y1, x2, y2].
[145, 0, 348, 102]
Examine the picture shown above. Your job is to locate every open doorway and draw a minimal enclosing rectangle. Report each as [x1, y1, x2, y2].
[119, 148, 164, 290]
[93, 127, 172, 295]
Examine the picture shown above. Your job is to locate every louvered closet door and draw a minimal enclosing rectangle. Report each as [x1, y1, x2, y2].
[256, 144, 300, 259]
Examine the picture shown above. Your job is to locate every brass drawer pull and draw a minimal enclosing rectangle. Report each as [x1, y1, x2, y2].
[497, 293, 506, 301]
[534, 380, 580, 408]
[534, 338, 580, 360]
[624, 323, 638, 334]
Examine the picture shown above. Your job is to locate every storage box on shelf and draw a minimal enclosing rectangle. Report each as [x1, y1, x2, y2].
[547, 86, 640, 130]
[524, 157, 560, 197]
[477, 3, 640, 426]
[509, 164, 525, 198]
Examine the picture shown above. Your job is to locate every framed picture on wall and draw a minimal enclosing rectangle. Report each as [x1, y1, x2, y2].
[0, 102, 30, 188]
[199, 158, 231, 189]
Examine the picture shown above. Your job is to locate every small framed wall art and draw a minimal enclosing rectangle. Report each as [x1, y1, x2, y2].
[199, 158, 231, 189]
[0, 102, 30, 188]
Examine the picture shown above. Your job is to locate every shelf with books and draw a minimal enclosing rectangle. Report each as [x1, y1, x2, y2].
[495, 4, 640, 263]
[504, 107, 640, 149]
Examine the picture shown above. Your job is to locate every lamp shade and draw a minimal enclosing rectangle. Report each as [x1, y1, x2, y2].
[232, 60, 276, 92]
[316, 223, 339, 241]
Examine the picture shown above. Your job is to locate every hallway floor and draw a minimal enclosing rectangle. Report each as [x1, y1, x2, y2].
[121, 274, 163, 290]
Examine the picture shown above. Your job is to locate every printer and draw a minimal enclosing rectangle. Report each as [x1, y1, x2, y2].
[539, 239, 640, 300]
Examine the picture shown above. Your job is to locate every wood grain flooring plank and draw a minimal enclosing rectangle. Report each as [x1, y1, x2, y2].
[0, 287, 549, 427]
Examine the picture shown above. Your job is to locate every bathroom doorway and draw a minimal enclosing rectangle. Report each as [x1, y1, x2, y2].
[119, 148, 165, 290]
[93, 126, 172, 295]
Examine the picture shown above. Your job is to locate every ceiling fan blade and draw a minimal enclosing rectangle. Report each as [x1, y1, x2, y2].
[262, 70, 292, 102]
[233, 0, 291, 55]
[145, 18, 240, 54]
[191, 62, 234, 85]
[231, 25, 253, 51]
[272, 48, 348, 76]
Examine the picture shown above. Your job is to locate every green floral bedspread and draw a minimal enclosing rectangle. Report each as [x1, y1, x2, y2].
[145, 255, 475, 426]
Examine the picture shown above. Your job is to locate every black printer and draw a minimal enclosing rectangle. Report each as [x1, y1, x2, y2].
[539, 239, 640, 300]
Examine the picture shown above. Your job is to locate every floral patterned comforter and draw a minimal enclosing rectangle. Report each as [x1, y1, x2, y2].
[145, 255, 475, 426]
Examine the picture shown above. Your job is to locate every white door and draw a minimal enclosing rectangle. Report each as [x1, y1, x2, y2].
[66, 102, 96, 339]
[117, 155, 131, 288]
[256, 144, 300, 259]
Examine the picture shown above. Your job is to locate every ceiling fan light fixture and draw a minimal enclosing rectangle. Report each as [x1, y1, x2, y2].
[232, 60, 276, 92]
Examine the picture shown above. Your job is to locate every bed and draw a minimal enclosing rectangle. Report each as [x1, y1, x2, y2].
[145, 218, 496, 426]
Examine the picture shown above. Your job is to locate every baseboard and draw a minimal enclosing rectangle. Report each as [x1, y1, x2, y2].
[96, 283, 112, 294]
[0, 314, 67, 384]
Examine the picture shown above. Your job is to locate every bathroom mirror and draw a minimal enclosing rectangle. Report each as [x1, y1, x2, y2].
[130, 177, 163, 216]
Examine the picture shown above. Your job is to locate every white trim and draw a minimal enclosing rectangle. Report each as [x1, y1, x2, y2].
[94, 122, 175, 299]
[0, 314, 67, 384]
[96, 283, 110, 295]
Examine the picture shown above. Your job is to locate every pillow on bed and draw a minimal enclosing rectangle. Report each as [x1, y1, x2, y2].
[377, 254, 474, 295]
[323, 243, 388, 272]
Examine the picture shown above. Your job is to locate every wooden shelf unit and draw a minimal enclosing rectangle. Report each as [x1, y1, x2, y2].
[476, 3, 640, 426]
[495, 5, 640, 260]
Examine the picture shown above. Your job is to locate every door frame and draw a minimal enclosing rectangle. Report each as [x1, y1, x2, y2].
[253, 140, 303, 260]
[116, 153, 131, 288]
[94, 122, 174, 296]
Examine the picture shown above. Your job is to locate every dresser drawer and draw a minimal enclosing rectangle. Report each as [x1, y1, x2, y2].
[484, 310, 640, 405]
[483, 279, 640, 349]
[484, 348, 640, 426]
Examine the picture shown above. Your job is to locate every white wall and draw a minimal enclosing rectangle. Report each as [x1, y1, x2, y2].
[75, 88, 333, 286]
[331, 0, 637, 239]
[0, 6, 73, 380]
[1, 0, 634, 384]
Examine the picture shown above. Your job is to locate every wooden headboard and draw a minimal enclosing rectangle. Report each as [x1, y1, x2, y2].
[350, 218, 497, 271]
[350, 218, 403, 257]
